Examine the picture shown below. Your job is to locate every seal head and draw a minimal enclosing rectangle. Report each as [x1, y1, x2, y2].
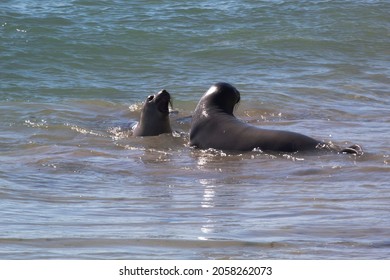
[133, 89, 172, 137]
[202, 82, 240, 114]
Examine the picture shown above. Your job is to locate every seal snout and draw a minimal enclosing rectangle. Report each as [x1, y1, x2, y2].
[155, 89, 172, 114]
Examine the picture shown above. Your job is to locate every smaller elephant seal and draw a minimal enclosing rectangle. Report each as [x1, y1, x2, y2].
[133, 89, 172, 137]
[190, 82, 362, 154]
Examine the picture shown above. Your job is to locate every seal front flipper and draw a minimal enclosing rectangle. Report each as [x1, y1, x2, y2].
[339, 144, 363, 155]
[133, 89, 173, 137]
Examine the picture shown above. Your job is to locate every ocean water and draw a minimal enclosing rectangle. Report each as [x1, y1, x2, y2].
[1, 0, 389, 259]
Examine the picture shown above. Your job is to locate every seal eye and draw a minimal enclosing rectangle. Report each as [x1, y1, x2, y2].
[147, 95, 154, 102]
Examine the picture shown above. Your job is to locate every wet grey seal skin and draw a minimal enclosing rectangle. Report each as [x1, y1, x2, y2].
[190, 82, 362, 154]
[133, 89, 172, 136]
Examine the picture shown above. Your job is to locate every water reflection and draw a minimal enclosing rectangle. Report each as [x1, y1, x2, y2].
[195, 149, 228, 168]
[198, 178, 216, 240]
[200, 179, 216, 209]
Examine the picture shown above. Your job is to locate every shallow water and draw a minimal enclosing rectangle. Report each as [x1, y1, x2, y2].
[1, 0, 389, 259]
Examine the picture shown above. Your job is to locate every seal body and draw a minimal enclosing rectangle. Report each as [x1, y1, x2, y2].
[190, 83, 328, 153]
[133, 89, 172, 137]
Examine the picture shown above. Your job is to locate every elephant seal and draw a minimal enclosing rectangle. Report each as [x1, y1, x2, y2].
[190, 82, 362, 154]
[133, 89, 172, 137]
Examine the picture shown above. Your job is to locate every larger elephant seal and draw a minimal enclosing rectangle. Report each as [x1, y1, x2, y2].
[133, 89, 172, 137]
[190, 82, 362, 154]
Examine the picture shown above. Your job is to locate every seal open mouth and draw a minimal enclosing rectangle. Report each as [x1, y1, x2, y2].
[154, 89, 172, 114]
